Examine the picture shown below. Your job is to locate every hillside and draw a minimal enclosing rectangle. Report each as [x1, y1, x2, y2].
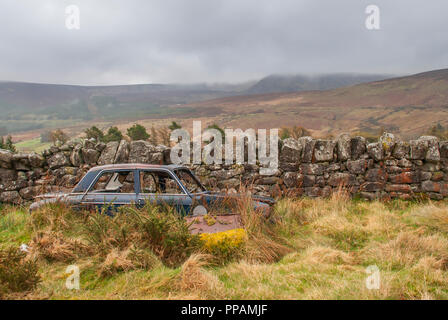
[0, 82, 236, 134]
[247, 73, 392, 94]
[0, 73, 390, 135]
[182, 68, 448, 138]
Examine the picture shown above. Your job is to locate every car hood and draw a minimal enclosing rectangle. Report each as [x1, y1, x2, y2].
[29, 192, 70, 212]
[35, 192, 69, 200]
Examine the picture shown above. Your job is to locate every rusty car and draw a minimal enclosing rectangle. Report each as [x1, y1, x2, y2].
[29, 163, 275, 233]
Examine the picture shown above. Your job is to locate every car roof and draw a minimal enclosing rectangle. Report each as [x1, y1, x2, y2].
[88, 163, 187, 172]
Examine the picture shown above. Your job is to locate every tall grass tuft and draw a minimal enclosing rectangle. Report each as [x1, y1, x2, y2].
[0, 247, 40, 298]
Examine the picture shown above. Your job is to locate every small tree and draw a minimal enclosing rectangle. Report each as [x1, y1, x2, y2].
[85, 126, 104, 141]
[5, 135, 16, 153]
[127, 124, 150, 141]
[0, 135, 17, 152]
[50, 129, 69, 145]
[103, 126, 123, 143]
[168, 121, 182, 131]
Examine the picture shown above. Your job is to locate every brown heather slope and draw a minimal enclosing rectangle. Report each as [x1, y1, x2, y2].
[181, 69, 448, 138]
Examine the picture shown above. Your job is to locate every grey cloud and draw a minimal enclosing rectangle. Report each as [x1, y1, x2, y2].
[0, 0, 446, 85]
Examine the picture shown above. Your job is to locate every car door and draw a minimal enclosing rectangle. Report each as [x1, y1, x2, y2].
[136, 169, 192, 216]
[81, 169, 138, 213]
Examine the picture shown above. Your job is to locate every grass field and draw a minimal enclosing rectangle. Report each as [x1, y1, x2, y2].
[1, 194, 448, 300]
[14, 138, 52, 153]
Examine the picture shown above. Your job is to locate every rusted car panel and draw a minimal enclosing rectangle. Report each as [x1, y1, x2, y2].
[29, 164, 275, 233]
[186, 214, 242, 234]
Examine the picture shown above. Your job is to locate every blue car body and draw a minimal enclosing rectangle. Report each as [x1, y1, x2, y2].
[30, 164, 275, 218]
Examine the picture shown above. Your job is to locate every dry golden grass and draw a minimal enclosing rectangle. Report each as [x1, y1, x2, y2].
[2, 197, 448, 300]
[29, 230, 92, 263]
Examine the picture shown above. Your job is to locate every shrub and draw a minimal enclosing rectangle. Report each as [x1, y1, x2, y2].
[127, 124, 150, 141]
[168, 121, 182, 131]
[200, 229, 246, 263]
[98, 246, 160, 277]
[103, 126, 123, 142]
[50, 129, 69, 145]
[84, 126, 104, 141]
[0, 247, 40, 297]
[0, 135, 16, 152]
[29, 230, 92, 262]
[121, 204, 202, 267]
[84, 204, 202, 267]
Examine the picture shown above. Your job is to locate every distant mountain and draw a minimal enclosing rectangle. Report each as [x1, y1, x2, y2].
[246, 73, 394, 94]
[183, 68, 448, 138]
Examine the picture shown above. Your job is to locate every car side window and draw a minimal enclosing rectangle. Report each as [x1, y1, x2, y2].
[90, 171, 135, 193]
[140, 170, 184, 194]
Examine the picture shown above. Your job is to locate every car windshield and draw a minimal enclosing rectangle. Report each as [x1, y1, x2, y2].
[174, 168, 206, 194]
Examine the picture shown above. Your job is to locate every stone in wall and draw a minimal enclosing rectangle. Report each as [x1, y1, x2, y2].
[279, 138, 302, 163]
[47, 152, 70, 169]
[28, 153, 45, 168]
[82, 148, 100, 165]
[314, 140, 336, 162]
[1, 132, 448, 204]
[336, 133, 351, 161]
[393, 141, 410, 159]
[418, 136, 440, 162]
[347, 159, 368, 174]
[70, 145, 83, 167]
[0, 149, 13, 169]
[379, 132, 396, 158]
[128, 140, 156, 163]
[440, 141, 448, 159]
[114, 140, 130, 163]
[12, 153, 31, 171]
[98, 141, 119, 165]
[298, 137, 314, 163]
[409, 139, 428, 160]
[350, 136, 366, 160]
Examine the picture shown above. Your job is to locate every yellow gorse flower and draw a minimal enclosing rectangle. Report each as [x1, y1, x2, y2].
[200, 228, 247, 251]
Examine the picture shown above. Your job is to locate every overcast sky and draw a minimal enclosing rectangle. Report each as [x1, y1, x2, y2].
[0, 0, 446, 85]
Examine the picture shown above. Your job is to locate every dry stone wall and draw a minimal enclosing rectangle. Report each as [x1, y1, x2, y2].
[1, 132, 448, 204]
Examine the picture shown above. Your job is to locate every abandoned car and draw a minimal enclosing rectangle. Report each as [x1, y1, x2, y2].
[29, 164, 275, 233]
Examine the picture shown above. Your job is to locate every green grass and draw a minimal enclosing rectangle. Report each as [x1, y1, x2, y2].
[14, 138, 51, 153]
[1, 197, 448, 299]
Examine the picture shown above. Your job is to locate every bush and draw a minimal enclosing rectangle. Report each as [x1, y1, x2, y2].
[103, 127, 123, 143]
[168, 121, 182, 131]
[0, 247, 40, 297]
[85, 126, 104, 141]
[84, 204, 202, 267]
[127, 124, 150, 141]
[200, 228, 246, 263]
[50, 129, 69, 145]
[0, 135, 16, 152]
